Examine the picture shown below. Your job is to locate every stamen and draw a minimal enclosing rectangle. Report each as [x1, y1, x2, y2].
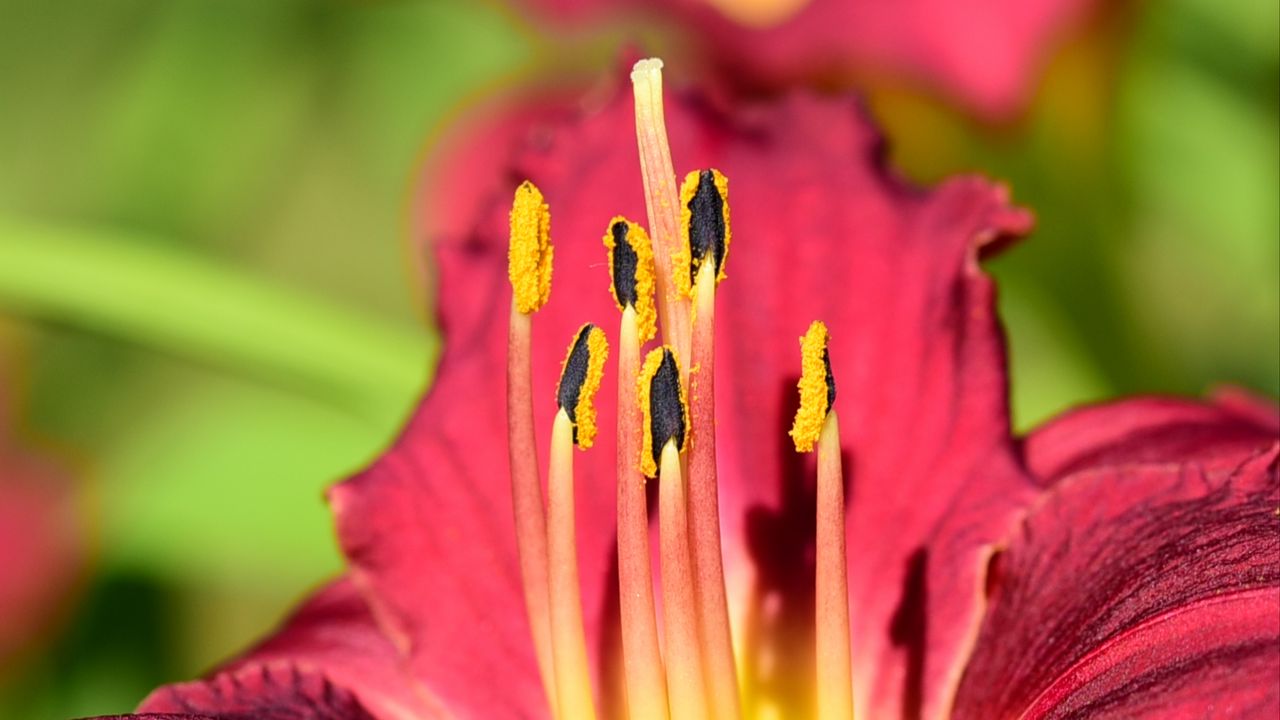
[641, 347, 707, 719]
[506, 180, 557, 712]
[676, 169, 731, 300]
[548, 325, 609, 720]
[509, 181, 554, 315]
[684, 169, 740, 718]
[631, 58, 691, 365]
[556, 323, 609, 449]
[610, 227, 669, 719]
[791, 322, 851, 720]
[604, 217, 658, 343]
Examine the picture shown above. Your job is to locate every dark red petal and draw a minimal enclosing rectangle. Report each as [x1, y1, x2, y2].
[953, 422, 1280, 718]
[1025, 394, 1280, 485]
[137, 668, 376, 720]
[518, 0, 1093, 117]
[338, 70, 1035, 717]
[133, 580, 441, 720]
[82, 715, 222, 720]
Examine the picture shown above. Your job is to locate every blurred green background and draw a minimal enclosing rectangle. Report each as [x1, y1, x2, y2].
[0, 0, 1274, 716]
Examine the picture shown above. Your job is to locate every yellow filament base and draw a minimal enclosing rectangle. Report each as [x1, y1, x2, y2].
[816, 411, 852, 720]
[658, 440, 709, 720]
[547, 409, 597, 720]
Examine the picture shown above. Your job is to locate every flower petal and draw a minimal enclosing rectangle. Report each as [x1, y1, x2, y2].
[952, 399, 1280, 718]
[338, 68, 1036, 717]
[132, 579, 441, 720]
[1025, 393, 1280, 484]
[518, 0, 1093, 117]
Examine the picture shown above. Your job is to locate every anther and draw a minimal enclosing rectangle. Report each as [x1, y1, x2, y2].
[677, 169, 730, 297]
[790, 321, 836, 453]
[638, 347, 688, 478]
[509, 180, 554, 314]
[603, 217, 658, 343]
[556, 323, 609, 449]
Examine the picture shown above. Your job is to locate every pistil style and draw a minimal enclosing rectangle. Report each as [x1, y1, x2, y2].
[506, 180, 558, 711]
[678, 168, 740, 719]
[790, 321, 852, 720]
[549, 324, 609, 720]
[604, 219, 670, 720]
[640, 348, 708, 720]
[631, 59, 691, 367]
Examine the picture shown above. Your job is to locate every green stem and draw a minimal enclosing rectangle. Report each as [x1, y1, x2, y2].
[0, 214, 436, 413]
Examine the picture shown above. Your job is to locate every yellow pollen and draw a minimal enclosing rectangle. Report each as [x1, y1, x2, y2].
[508, 180, 554, 314]
[603, 217, 658, 343]
[676, 168, 731, 299]
[790, 321, 832, 453]
[638, 347, 688, 478]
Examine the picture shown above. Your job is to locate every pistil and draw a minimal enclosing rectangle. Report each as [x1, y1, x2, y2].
[631, 59, 691, 367]
[641, 348, 708, 720]
[605, 219, 669, 720]
[548, 324, 609, 720]
[680, 168, 740, 719]
[506, 180, 558, 711]
[791, 321, 852, 720]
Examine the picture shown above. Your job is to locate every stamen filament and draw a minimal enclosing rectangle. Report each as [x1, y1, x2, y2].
[547, 408, 598, 720]
[687, 261, 741, 719]
[815, 411, 852, 720]
[790, 320, 851, 719]
[630, 58, 691, 366]
[506, 177, 557, 712]
[616, 306, 670, 720]
[658, 440, 709, 720]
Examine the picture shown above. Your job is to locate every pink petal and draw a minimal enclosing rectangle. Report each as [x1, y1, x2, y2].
[952, 401, 1280, 718]
[134, 579, 443, 720]
[340, 69, 1035, 716]
[518, 0, 1093, 118]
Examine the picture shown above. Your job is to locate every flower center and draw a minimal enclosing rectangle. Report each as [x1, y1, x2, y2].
[504, 59, 852, 720]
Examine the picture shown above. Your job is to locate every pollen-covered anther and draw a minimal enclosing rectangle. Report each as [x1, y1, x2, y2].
[556, 324, 609, 449]
[676, 169, 730, 298]
[508, 180, 554, 314]
[638, 347, 688, 477]
[790, 321, 836, 453]
[603, 217, 658, 343]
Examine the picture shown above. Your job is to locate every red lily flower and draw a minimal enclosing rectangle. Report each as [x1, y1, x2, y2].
[87, 63, 1278, 719]
[511, 0, 1095, 118]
